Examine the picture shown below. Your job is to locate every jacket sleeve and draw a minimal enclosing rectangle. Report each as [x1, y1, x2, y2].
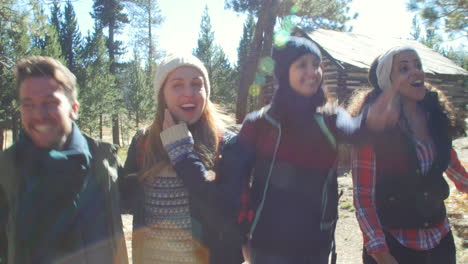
[232, 115, 258, 240]
[160, 123, 242, 241]
[351, 145, 389, 255]
[445, 148, 468, 193]
[119, 133, 141, 214]
[331, 106, 371, 145]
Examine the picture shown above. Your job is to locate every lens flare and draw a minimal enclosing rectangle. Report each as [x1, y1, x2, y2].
[290, 4, 300, 14]
[249, 84, 261, 97]
[258, 57, 275, 75]
[254, 73, 266, 86]
[274, 30, 290, 47]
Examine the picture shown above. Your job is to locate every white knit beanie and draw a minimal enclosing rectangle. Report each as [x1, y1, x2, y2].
[376, 46, 418, 91]
[153, 53, 210, 99]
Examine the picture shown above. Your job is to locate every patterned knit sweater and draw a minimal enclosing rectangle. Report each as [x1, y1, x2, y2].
[136, 124, 206, 264]
[140, 166, 200, 264]
[122, 123, 243, 264]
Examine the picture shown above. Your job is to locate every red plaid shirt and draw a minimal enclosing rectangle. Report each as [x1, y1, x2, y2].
[352, 140, 467, 254]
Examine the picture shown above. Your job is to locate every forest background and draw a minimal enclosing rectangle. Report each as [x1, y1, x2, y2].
[1, 1, 466, 262]
[1, 0, 466, 148]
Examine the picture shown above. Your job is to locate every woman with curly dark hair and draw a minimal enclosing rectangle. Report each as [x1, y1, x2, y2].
[348, 46, 467, 264]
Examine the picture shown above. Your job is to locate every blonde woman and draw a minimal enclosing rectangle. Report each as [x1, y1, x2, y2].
[120, 54, 242, 264]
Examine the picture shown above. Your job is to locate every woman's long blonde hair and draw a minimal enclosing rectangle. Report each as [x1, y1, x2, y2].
[138, 73, 233, 181]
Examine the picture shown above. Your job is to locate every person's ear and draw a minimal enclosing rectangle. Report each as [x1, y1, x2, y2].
[70, 100, 80, 120]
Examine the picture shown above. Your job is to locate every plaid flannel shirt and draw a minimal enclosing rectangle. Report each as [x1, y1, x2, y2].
[352, 140, 467, 254]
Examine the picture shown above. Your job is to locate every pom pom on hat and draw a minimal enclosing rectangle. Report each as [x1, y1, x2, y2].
[153, 53, 210, 99]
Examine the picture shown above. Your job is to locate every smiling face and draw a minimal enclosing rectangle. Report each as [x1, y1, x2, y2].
[19, 76, 79, 150]
[288, 53, 323, 97]
[162, 66, 207, 125]
[390, 50, 426, 102]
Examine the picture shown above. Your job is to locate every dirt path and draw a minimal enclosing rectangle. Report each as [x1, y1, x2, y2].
[335, 174, 362, 264]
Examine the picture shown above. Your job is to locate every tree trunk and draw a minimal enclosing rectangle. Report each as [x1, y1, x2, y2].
[136, 111, 140, 129]
[148, 5, 154, 74]
[109, 20, 121, 146]
[257, 0, 279, 108]
[0, 128, 4, 151]
[235, 0, 270, 123]
[112, 117, 120, 145]
[235, 0, 279, 123]
[99, 114, 103, 140]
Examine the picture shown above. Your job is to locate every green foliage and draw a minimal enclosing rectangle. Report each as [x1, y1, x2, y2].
[49, 0, 61, 35]
[92, 0, 129, 70]
[193, 5, 237, 111]
[237, 14, 255, 70]
[123, 51, 155, 129]
[446, 47, 468, 71]
[60, 0, 82, 73]
[237, 14, 257, 112]
[123, 0, 164, 126]
[410, 15, 422, 40]
[421, 28, 444, 53]
[225, 0, 357, 31]
[123, 0, 164, 68]
[92, 0, 129, 145]
[211, 49, 238, 111]
[410, 15, 467, 71]
[77, 28, 117, 136]
[30, 3, 62, 58]
[0, 0, 51, 137]
[92, 0, 129, 30]
[194, 5, 216, 77]
[407, 0, 467, 38]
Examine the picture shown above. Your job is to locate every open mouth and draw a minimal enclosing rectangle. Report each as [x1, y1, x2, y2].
[34, 125, 53, 133]
[180, 104, 197, 112]
[411, 80, 424, 88]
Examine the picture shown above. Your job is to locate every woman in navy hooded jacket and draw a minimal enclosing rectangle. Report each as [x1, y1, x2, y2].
[234, 36, 398, 264]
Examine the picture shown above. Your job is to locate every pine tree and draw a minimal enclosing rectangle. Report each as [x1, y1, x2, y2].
[0, 0, 32, 145]
[410, 12, 467, 71]
[237, 13, 256, 112]
[407, 0, 467, 38]
[124, 0, 164, 73]
[193, 5, 216, 77]
[193, 5, 237, 110]
[92, 0, 129, 145]
[124, 49, 155, 129]
[123, 0, 164, 133]
[78, 26, 116, 138]
[211, 48, 237, 111]
[30, 3, 62, 58]
[60, 0, 82, 74]
[410, 15, 422, 40]
[49, 0, 62, 36]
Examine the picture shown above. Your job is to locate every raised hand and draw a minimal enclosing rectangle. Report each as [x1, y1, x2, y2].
[366, 80, 401, 131]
